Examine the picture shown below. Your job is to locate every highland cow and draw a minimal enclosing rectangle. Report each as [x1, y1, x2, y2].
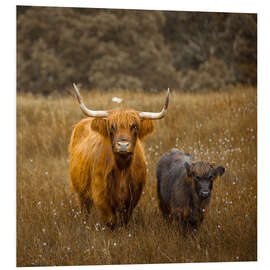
[156, 149, 225, 231]
[69, 84, 170, 229]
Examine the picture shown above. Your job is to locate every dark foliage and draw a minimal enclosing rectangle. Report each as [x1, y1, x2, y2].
[17, 7, 257, 94]
[163, 11, 257, 90]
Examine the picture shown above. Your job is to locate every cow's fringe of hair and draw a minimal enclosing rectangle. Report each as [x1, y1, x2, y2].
[90, 109, 155, 139]
[190, 161, 216, 176]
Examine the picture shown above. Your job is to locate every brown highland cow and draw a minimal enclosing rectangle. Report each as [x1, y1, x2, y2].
[69, 84, 170, 229]
[156, 149, 225, 232]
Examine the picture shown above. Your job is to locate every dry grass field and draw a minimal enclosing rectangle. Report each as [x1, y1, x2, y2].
[17, 86, 257, 266]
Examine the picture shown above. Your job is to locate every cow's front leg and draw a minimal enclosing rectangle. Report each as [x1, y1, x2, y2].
[96, 203, 117, 230]
[92, 191, 117, 229]
[77, 194, 93, 216]
[121, 182, 144, 225]
[92, 175, 117, 229]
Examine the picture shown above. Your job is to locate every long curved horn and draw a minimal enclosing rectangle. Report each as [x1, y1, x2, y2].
[73, 83, 109, 118]
[139, 88, 170, 120]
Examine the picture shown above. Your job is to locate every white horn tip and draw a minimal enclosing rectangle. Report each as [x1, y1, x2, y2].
[73, 83, 82, 104]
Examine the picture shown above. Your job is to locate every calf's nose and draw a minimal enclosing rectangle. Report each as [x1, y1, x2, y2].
[200, 191, 210, 199]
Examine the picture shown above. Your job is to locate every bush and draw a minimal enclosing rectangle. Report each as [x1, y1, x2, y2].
[17, 7, 179, 94]
[17, 7, 257, 94]
[179, 57, 235, 92]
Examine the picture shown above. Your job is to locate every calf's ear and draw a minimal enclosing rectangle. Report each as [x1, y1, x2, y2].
[215, 166, 225, 177]
[91, 118, 108, 137]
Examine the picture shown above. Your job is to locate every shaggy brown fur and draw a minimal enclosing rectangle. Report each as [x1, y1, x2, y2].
[69, 108, 154, 229]
[156, 149, 225, 232]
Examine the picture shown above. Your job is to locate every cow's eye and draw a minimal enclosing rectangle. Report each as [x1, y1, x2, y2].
[110, 125, 116, 136]
[131, 123, 138, 131]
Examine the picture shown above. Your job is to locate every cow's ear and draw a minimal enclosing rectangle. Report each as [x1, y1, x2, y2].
[215, 166, 225, 177]
[91, 118, 108, 137]
[184, 162, 192, 182]
[138, 120, 155, 139]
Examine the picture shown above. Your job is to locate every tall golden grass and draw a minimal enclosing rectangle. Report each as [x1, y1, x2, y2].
[17, 86, 257, 266]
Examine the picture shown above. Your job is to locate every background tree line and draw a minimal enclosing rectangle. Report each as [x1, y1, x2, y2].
[17, 6, 257, 94]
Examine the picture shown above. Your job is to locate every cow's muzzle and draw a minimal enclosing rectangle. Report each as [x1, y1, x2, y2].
[115, 140, 132, 154]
